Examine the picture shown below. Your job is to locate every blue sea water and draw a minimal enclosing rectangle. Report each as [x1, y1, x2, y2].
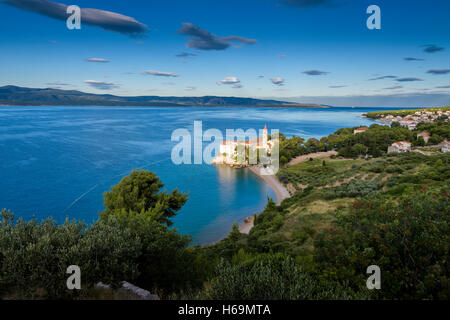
[0, 106, 400, 244]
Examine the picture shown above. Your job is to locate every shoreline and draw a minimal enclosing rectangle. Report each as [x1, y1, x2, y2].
[239, 166, 291, 234]
[239, 152, 340, 234]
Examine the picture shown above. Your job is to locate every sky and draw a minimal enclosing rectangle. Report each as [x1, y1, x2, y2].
[0, 0, 450, 107]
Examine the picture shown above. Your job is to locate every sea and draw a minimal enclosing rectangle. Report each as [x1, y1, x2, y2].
[0, 106, 406, 244]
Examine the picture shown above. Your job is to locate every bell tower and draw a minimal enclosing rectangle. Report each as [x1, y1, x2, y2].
[262, 124, 268, 146]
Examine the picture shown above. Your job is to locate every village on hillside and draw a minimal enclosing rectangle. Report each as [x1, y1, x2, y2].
[359, 108, 450, 155]
[371, 109, 450, 130]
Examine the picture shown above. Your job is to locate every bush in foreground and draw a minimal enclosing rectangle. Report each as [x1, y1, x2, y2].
[200, 254, 369, 300]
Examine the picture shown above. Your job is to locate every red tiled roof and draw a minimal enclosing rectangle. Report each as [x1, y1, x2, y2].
[394, 141, 411, 146]
[221, 140, 238, 145]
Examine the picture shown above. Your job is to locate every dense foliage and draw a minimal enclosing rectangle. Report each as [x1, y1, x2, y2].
[279, 120, 450, 163]
[314, 192, 449, 299]
[0, 213, 141, 299]
[199, 254, 369, 300]
[0, 170, 208, 299]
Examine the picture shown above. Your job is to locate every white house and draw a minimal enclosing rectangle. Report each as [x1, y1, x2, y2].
[387, 141, 411, 153]
[417, 132, 430, 144]
[441, 141, 450, 153]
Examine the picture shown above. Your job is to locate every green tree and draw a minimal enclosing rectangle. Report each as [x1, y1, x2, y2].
[351, 143, 367, 157]
[429, 134, 444, 145]
[102, 170, 188, 226]
[229, 222, 241, 243]
[99, 170, 206, 295]
[416, 136, 426, 147]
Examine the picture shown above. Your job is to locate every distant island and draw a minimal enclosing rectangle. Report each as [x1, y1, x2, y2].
[0, 85, 327, 108]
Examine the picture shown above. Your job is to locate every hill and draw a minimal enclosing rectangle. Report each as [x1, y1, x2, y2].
[0, 85, 324, 108]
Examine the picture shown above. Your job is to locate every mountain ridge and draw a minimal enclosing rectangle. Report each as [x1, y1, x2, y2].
[0, 85, 326, 108]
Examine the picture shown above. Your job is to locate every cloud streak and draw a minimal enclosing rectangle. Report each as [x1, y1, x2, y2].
[404, 57, 424, 61]
[427, 69, 450, 75]
[1, 0, 148, 36]
[176, 52, 198, 58]
[384, 85, 403, 90]
[84, 80, 119, 90]
[85, 58, 110, 63]
[46, 81, 70, 86]
[395, 77, 423, 82]
[368, 75, 397, 81]
[421, 44, 444, 53]
[142, 70, 180, 77]
[178, 23, 256, 51]
[302, 70, 329, 76]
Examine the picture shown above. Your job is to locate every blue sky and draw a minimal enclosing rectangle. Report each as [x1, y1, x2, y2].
[1, 0, 450, 106]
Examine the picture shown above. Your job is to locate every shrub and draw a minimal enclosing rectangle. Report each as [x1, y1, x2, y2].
[324, 180, 380, 199]
[0, 212, 140, 299]
[314, 193, 450, 299]
[201, 254, 367, 300]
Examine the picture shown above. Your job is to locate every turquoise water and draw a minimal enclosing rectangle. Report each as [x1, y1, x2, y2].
[0, 106, 392, 244]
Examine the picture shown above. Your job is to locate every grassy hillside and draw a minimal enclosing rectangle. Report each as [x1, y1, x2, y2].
[200, 152, 449, 299]
[259, 153, 448, 254]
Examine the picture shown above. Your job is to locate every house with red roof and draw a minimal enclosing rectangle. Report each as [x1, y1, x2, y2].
[417, 132, 430, 144]
[387, 141, 411, 153]
[353, 127, 368, 134]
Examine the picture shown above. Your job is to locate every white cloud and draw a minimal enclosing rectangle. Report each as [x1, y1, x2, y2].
[219, 76, 240, 85]
[270, 78, 285, 86]
[142, 70, 180, 77]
